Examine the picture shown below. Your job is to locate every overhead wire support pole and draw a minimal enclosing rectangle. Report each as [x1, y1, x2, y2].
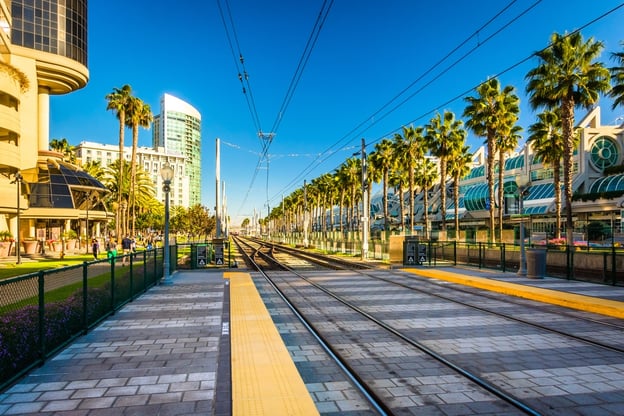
[361, 138, 369, 261]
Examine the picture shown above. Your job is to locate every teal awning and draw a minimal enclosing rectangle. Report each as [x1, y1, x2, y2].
[588, 174, 624, 193]
[523, 205, 549, 215]
[464, 183, 489, 211]
[504, 155, 524, 170]
[525, 183, 556, 200]
[464, 165, 485, 180]
[464, 179, 517, 211]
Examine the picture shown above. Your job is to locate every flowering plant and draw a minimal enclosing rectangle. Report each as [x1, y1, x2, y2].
[547, 238, 566, 246]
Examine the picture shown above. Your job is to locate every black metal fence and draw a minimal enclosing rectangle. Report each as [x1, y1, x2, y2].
[0, 249, 163, 391]
[420, 241, 623, 285]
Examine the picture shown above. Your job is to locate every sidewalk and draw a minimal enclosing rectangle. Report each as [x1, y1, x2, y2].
[0, 270, 229, 416]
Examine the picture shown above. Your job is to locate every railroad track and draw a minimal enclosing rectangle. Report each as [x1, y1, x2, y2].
[233, 236, 624, 415]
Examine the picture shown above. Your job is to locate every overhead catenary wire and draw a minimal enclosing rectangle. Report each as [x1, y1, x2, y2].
[230, 0, 334, 217]
[216, 0, 263, 134]
[267, 1, 624, 209]
[269, 0, 537, 204]
[269, 0, 334, 135]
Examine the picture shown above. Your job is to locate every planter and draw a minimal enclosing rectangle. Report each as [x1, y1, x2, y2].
[22, 240, 38, 255]
[0, 241, 11, 257]
[52, 241, 63, 252]
[65, 239, 77, 251]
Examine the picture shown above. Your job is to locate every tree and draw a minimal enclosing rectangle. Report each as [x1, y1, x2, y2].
[370, 138, 395, 231]
[526, 32, 610, 245]
[106, 85, 134, 242]
[342, 157, 361, 231]
[394, 125, 426, 233]
[389, 167, 408, 231]
[609, 41, 624, 109]
[82, 160, 104, 181]
[464, 78, 519, 243]
[49, 138, 76, 163]
[100, 159, 156, 237]
[527, 110, 567, 239]
[425, 111, 466, 232]
[126, 96, 153, 238]
[495, 121, 522, 241]
[447, 146, 472, 241]
[414, 158, 438, 239]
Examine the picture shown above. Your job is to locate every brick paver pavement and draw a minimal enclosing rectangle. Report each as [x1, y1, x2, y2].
[0, 270, 228, 416]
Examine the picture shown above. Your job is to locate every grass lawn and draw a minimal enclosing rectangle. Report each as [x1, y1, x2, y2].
[0, 254, 100, 280]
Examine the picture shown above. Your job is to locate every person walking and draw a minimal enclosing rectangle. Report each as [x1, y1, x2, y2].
[121, 235, 132, 265]
[92, 238, 99, 260]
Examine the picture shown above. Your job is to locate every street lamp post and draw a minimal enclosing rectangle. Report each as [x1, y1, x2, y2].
[517, 174, 530, 276]
[161, 162, 174, 284]
[13, 171, 22, 264]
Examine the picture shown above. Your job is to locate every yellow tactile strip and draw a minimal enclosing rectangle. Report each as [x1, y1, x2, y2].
[404, 268, 624, 319]
[225, 272, 320, 416]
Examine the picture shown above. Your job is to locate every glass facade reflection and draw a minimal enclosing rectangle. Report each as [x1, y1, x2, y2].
[28, 162, 107, 209]
[10, 0, 88, 66]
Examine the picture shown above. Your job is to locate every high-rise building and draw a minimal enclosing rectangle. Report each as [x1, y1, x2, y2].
[153, 93, 202, 206]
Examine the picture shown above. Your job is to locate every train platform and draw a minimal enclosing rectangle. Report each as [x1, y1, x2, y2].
[1, 265, 623, 415]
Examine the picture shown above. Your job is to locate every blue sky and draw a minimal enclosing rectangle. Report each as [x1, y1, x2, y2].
[49, 1, 624, 226]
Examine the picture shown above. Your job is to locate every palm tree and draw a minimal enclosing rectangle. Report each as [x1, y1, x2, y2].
[106, 84, 134, 243]
[526, 32, 610, 245]
[389, 167, 408, 231]
[316, 173, 336, 233]
[49, 138, 76, 163]
[609, 41, 624, 109]
[82, 160, 104, 181]
[126, 97, 153, 238]
[495, 124, 522, 241]
[101, 159, 156, 237]
[527, 110, 568, 239]
[414, 158, 438, 240]
[394, 125, 426, 234]
[345, 157, 362, 231]
[371, 138, 395, 231]
[464, 78, 520, 243]
[366, 149, 380, 233]
[425, 111, 466, 232]
[447, 145, 472, 241]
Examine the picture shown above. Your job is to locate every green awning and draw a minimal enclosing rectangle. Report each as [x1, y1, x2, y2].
[588, 174, 624, 193]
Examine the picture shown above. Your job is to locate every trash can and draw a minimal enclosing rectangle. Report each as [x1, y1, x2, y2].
[526, 247, 547, 278]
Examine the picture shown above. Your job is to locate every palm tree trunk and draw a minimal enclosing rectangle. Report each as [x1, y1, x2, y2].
[409, 170, 415, 234]
[498, 150, 504, 243]
[399, 187, 405, 231]
[562, 98, 575, 245]
[554, 164, 562, 239]
[130, 125, 138, 238]
[454, 175, 460, 241]
[117, 111, 125, 245]
[423, 188, 429, 240]
[440, 158, 447, 232]
[487, 131, 496, 243]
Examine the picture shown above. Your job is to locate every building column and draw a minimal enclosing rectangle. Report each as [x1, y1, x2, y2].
[38, 87, 50, 151]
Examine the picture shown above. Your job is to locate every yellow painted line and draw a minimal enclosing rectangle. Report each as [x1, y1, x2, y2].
[403, 268, 624, 319]
[226, 271, 319, 416]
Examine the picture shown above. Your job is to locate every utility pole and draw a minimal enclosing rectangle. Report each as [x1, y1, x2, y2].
[215, 138, 222, 238]
[361, 138, 369, 260]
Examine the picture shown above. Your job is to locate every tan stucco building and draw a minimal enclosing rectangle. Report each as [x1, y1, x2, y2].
[0, 0, 107, 254]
